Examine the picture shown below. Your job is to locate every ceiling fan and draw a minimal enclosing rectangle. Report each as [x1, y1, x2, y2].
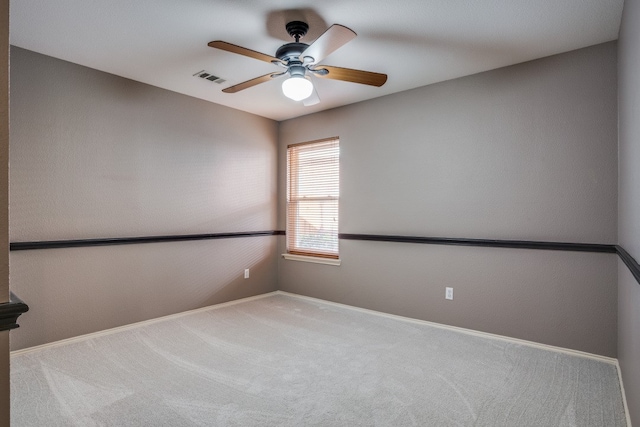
[208, 21, 387, 105]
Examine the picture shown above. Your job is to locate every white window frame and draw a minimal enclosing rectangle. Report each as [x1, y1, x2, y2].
[283, 137, 340, 264]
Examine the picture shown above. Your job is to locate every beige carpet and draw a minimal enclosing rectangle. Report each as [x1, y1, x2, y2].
[11, 293, 627, 426]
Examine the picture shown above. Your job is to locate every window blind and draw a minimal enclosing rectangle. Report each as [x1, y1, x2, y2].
[287, 137, 339, 258]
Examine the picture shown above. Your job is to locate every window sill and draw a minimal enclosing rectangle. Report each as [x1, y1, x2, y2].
[281, 253, 341, 266]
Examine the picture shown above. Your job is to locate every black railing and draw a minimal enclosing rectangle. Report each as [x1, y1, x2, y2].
[0, 292, 29, 331]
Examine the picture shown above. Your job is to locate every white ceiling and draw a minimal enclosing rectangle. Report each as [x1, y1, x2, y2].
[10, 0, 624, 121]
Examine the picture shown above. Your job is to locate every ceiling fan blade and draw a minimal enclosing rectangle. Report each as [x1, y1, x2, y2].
[208, 41, 284, 65]
[303, 86, 320, 106]
[300, 24, 356, 64]
[222, 72, 283, 93]
[313, 65, 387, 87]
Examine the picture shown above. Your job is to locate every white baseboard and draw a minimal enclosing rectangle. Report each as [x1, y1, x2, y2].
[274, 291, 617, 364]
[10, 291, 279, 356]
[616, 360, 634, 427]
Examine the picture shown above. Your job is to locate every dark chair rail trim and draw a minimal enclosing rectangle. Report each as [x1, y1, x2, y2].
[338, 233, 617, 253]
[338, 233, 640, 286]
[5, 232, 637, 332]
[616, 245, 640, 285]
[0, 292, 29, 332]
[10, 230, 285, 251]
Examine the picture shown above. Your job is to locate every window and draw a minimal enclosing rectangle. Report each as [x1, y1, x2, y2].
[286, 137, 339, 260]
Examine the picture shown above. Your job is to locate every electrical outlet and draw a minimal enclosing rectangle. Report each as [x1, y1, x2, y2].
[445, 287, 453, 300]
[244, 269, 250, 279]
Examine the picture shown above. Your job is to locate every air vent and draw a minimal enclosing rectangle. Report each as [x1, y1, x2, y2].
[193, 70, 226, 84]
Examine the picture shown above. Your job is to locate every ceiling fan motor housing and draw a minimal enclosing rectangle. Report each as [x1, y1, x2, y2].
[275, 43, 309, 63]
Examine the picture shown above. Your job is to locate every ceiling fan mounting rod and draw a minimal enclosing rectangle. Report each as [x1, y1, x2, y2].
[285, 21, 309, 43]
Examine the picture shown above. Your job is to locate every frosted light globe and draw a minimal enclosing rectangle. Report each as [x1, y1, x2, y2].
[282, 76, 313, 101]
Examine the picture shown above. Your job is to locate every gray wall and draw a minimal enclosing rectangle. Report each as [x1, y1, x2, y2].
[618, 0, 640, 421]
[1, 0, 9, 424]
[9, 47, 279, 350]
[278, 42, 619, 357]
